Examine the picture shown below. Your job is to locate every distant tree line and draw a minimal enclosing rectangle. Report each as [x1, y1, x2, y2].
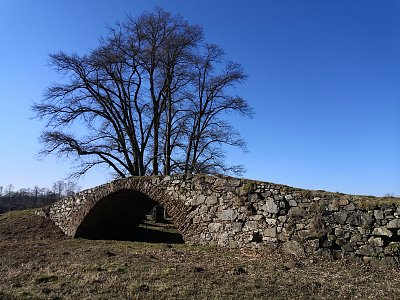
[0, 181, 79, 214]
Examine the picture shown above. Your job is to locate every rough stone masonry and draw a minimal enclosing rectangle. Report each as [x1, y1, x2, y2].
[45, 174, 400, 265]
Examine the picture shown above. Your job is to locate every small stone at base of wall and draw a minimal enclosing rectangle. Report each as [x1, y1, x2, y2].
[282, 241, 305, 257]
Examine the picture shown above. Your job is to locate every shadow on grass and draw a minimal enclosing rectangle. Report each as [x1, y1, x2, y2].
[75, 219, 185, 244]
[129, 225, 184, 244]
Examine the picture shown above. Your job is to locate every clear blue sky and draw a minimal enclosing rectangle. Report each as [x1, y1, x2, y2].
[0, 0, 399, 196]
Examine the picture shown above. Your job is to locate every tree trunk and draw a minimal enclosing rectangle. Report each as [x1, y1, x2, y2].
[164, 94, 172, 175]
[153, 112, 159, 175]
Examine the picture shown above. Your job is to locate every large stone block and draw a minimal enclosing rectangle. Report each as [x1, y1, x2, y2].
[263, 227, 277, 238]
[368, 237, 384, 247]
[287, 207, 306, 218]
[205, 195, 218, 206]
[244, 221, 259, 231]
[386, 218, 400, 229]
[263, 198, 279, 214]
[265, 218, 277, 225]
[328, 200, 339, 211]
[185, 195, 206, 206]
[333, 211, 348, 225]
[285, 194, 293, 200]
[356, 245, 375, 257]
[220, 209, 238, 221]
[347, 211, 362, 226]
[208, 222, 222, 232]
[229, 222, 243, 233]
[344, 202, 356, 211]
[374, 210, 384, 220]
[360, 212, 374, 229]
[372, 227, 393, 237]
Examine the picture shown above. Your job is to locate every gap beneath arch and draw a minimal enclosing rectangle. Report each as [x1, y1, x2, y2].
[75, 189, 184, 243]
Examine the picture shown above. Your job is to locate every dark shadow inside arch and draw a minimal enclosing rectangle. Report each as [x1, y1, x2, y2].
[75, 189, 184, 243]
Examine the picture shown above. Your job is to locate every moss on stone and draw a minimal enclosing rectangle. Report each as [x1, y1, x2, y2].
[353, 196, 400, 209]
[241, 180, 255, 195]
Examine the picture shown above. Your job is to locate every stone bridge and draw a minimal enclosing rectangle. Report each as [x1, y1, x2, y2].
[47, 174, 400, 264]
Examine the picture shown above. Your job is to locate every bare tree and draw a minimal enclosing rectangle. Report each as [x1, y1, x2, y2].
[5, 184, 13, 196]
[33, 185, 40, 206]
[125, 8, 203, 174]
[65, 181, 79, 196]
[182, 44, 253, 175]
[52, 181, 65, 197]
[33, 8, 252, 179]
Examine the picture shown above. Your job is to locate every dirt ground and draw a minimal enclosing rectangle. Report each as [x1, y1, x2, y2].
[0, 210, 399, 300]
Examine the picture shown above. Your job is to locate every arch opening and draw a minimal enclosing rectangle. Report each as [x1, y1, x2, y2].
[75, 189, 184, 243]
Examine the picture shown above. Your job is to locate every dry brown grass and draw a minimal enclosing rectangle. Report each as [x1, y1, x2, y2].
[0, 210, 399, 299]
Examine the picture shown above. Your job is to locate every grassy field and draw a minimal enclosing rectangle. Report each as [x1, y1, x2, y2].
[0, 210, 399, 299]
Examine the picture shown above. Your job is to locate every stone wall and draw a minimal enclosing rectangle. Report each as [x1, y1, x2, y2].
[46, 174, 400, 264]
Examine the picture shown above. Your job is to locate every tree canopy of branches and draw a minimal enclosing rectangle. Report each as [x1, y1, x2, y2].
[33, 8, 253, 178]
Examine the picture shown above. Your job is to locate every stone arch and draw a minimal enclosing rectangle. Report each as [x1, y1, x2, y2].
[50, 177, 195, 242]
[75, 189, 159, 240]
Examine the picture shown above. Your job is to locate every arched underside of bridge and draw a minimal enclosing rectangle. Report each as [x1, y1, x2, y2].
[74, 189, 184, 242]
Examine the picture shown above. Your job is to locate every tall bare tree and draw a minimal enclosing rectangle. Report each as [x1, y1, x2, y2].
[181, 44, 252, 174]
[33, 8, 252, 179]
